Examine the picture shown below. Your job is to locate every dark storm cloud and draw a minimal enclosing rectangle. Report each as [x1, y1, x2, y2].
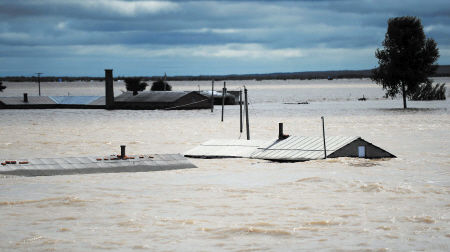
[0, 0, 449, 76]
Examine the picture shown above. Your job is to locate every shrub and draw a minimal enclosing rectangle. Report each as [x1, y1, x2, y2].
[409, 81, 446, 100]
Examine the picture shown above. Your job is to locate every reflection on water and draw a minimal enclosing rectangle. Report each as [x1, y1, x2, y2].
[0, 79, 449, 251]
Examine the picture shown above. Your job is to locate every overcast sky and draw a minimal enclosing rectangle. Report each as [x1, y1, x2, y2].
[1, 0, 449, 77]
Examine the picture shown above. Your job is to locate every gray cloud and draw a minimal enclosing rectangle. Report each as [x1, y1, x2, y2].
[0, 0, 449, 76]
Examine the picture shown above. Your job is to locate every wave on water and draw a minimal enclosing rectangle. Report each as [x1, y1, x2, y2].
[0, 196, 90, 207]
[200, 223, 292, 237]
[349, 180, 415, 194]
[304, 220, 343, 226]
[400, 215, 437, 224]
[295, 177, 326, 183]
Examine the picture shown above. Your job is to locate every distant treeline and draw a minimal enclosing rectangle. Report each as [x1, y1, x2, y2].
[2, 65, 450, 82]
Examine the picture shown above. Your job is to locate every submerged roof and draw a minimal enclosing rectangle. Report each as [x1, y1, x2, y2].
[88, 96, 105, 105]
[184, 139, 271, 158]
[251, 136, 358, 161]
[0, 96, 104, 105]
[0, 96, 55, 105]
[185, 136, 394, 161]
[0, 154, 196, 176]
[115, 91, 204, 103]
[49, 96, 102, 105]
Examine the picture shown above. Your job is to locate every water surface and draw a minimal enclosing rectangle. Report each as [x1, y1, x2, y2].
[1, 79, 449, 251]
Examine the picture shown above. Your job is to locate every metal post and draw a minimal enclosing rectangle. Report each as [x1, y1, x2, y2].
[244, 87, 250, 140]
[401, 82, 407, 109]
[36, 72, 43, 96]
[279, 123, 283, 139]
[120, 145, 126, 159]
[105, 69, 114, 110]
[211, 80, 214, 112]
[221, 81, 226, 122]
[23, 93, 28, 103]
[321, 116, 327, 159]
[163, 72, 167, 91]
[239, 90, 243, 133]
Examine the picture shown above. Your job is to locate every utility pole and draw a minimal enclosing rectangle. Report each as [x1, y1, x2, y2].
[321, 116, 327, 159]
[210, 80, 214, 112]
[244, 86, 250, 140]
[163, 72, 167, 91]
[239, 89, 243, 133]
[36, 72, 43, 96]
[221, 82, 226, 122]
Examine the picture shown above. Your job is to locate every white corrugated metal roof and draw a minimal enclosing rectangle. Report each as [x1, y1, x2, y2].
[0, 154, 196, 176]
[184, 136, 360, 161]
[49, 96, 102, 105]
[251, 136, 358, 161]
[184, 139, 272, 158]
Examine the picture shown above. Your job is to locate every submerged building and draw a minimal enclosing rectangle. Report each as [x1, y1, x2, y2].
[113, 91, 210, 110]
[185, 136, 396, 161]
[0, 69, 211, 110]
[0, 95, 104, 109]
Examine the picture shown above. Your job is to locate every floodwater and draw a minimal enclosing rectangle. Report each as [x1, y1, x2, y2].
[0, 78, 449, 251]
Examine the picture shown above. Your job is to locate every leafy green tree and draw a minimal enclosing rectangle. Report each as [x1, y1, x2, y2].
[151, 79, 172, 91]
[151, 74, 172, 91]
[372, 16, 440, 109]
[0, 81, 5, 92]
[124, 77, 148, 96]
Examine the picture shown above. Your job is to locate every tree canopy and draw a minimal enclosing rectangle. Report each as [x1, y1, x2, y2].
[151, 74, 172, 91]
[124, 77, 148, 96]
[372, 16, 440, 108]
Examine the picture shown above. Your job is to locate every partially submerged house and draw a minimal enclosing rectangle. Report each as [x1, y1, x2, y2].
[0, 70, 211, 110]
[114, 91, 210, 110]
[184, 136, 395, 161]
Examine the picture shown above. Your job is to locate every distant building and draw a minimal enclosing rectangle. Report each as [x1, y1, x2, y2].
[0, 70, 217, 110]
[114, 91, 210, 110]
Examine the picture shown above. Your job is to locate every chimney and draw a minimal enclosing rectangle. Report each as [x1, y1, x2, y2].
[279, 123, 284, 139]
[105, 69, 114, 109]
[23, 93, 28, 103]
[278, 122, 289, 140]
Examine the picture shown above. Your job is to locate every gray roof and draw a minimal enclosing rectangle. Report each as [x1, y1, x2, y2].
[49, 96, 102, 105]
[251, 136, 358, 161]
[185, 136, 366, 161]
[0, 154, 196, 176]
[0, 96, 56, 105]
[88, 96, 105, 105]
[184, 139, 271, 158]
[115, 91, 202, 103]
[0, 96, 106, 106]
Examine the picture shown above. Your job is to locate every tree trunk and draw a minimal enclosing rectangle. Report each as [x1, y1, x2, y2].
[402, 82, 407, 109]
[133, 90, 138, 96]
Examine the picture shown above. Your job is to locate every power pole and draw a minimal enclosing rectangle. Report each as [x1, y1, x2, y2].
[244, 86, 250, 140]
[163, 72, 167, 91]
[211, 80, 214, 112]
[36, 72, 43, 96]
[321, 116, 327, 159]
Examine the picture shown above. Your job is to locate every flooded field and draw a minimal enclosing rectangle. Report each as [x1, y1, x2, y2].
[0, 78, 449, 251]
